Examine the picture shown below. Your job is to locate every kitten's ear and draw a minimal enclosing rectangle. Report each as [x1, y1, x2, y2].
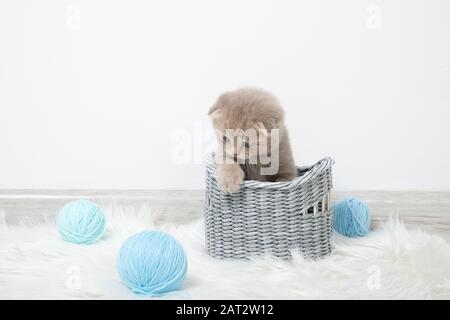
[208, 108, 221, 120]
[208, 100, 222, 118]
[209, 92, 230, 119]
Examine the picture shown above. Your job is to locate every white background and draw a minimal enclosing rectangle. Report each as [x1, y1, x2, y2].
[1, 0, 449, 190]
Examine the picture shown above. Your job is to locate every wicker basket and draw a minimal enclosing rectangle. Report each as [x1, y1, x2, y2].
[204, 153, 334, 260]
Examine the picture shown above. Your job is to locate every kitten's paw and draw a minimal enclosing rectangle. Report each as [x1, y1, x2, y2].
[217, 166, 245, 193]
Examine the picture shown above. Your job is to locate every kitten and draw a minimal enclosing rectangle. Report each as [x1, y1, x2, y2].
[209, 87, 297, 193]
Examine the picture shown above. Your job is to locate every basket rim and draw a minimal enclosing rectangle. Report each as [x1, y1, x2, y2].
[205, 152, 334, 191]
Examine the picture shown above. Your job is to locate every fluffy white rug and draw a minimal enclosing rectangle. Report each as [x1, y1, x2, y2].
[1, 208, 449, 300]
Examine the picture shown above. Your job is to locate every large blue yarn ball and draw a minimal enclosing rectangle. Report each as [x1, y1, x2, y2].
[117, 231, 188, 297]
[333, 197, 371, 237]
[57, 199, 106, 244]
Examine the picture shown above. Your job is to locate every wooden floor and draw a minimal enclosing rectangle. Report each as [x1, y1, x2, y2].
[1, 190, 449, 241]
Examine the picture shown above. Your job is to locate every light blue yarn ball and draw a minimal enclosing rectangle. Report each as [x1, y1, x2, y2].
[57, 199, 106, 244]
[333, 197, 371, 237]
[117, 231, 188, 297]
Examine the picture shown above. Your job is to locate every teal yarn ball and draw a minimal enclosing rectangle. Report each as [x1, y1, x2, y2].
[57, 200, 106, 244]
[117, 231, 188, 297]
[333, 197, 371, 237]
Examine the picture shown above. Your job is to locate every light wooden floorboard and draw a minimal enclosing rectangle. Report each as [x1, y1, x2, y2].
[1, 190, 449, 240]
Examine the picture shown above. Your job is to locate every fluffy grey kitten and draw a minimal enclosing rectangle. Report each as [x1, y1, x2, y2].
[209, 87, 297, 193]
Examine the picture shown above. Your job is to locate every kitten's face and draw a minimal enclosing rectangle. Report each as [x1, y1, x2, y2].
[209, 88, 284, 163]
[214, 125, 265, 162]
[209, 111, 275, 163]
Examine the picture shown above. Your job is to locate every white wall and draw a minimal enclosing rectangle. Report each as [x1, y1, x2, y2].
[1, 0, 449, 190]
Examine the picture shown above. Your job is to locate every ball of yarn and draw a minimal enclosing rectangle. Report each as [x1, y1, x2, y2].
[57, 199, 106, 244]
[333, 197, 371, 237]
[117, 231, 188, 296]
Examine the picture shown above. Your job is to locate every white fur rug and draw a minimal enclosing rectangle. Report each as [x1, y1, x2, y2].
[1, 209, 449, 300]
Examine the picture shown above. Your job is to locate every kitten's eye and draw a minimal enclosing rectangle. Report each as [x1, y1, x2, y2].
[222, 136, 229, 143]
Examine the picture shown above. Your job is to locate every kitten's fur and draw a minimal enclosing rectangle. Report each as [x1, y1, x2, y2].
[209, 87, 297, 193]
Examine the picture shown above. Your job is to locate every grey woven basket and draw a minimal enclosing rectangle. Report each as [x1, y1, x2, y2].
[204, 153, 334, 260]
